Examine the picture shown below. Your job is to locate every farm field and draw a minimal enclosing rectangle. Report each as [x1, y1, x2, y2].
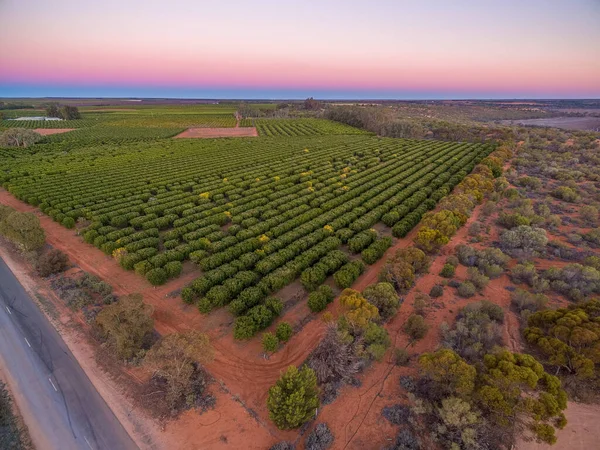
[1, 133, 492, 339]
[241, 118, 370, 136]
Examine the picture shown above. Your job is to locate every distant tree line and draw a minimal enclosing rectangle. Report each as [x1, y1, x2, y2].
[45, 102, 81, 120]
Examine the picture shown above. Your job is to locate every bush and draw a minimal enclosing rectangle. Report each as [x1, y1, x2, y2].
[267, 365, 319, 429]
[580, 205, 598, 225]
[362, 282, 400, 320]
[467, 267, 489, 291]
[36, 248, 69, 277]
[382, 404, 411, 425]
[62, 216, 75, 229]
[275, 322, 293, 342]
[269, 443, 295, 450]
[393, 348, 410, 366]
[308, 285, 335, 312]
[134, 260, 152, 276]
[262, 332, 279, 353]
[146, 268, 168, 286]
[429, 285, 444, 298]
[439, 263, 455, 278]
[333, 261, 365, 289]
[500, 225, 548, 256]
[164, 260, 182, 278]
[305, 423, 334, 450]
[181, 287, 195, 304]
[403, 314, 428, 341]
[552, 186, 579, 203]
[457, 281, 477, 298]
[233, 316, 257, 340]
[510, 288, 548, 315]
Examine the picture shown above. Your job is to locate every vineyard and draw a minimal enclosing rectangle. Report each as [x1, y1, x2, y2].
[240, 118, 369, 136]
[0, 135, 492, 338]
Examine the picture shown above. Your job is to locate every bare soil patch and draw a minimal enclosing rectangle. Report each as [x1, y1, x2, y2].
[174, 127, 258, 139]
[34, 128, 76, 136]
[517, 402, 600, 450]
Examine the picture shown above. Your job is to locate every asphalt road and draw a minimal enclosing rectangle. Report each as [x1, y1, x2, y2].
[0, 256, 138, 450]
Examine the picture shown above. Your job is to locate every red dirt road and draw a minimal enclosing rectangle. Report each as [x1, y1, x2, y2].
[174, 127, 258, 138]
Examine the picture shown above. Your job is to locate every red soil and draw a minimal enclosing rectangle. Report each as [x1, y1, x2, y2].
[173, 128, 258, 139]
[517, 402, 600, 450]
[34, 128, 75, 136]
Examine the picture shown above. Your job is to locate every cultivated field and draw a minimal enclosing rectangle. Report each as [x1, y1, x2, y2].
[0, 133, 492, 338]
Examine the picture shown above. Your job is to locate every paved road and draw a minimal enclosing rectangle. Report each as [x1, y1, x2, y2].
[0, 257, 138, 450]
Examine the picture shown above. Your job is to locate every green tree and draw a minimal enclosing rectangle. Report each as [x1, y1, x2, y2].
[267, 365, 320, 429]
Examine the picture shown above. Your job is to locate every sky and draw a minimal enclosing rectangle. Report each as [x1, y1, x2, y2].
[0, 0, 599, 99]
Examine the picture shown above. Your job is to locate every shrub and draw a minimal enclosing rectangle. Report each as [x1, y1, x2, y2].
[262, 332, 279, 353]
[429, 284, 443, 298]
[580, 205, 598, 225]
[307, 326, 360, 385]
[308, 285, 335, 312]
[146, 268, 168, 286]
[305, 423, 334, 450]
[552, 186, 579, 203]
[233, 316, 257, 340]
[275, 322, 293, 342]
[382, 404, 411, 425]
[134, 260, 152, 276]
[333, 261, 365, 288]
[181, 287, 195, 304]
[510, 288, 548, 315]
[37, 249, 69, 277]
[269, 443, 295, 450]
[457, 281, 477, 298]
[62, 216, 75, 229]
[364, 322, 391, 360]
[267, 365, 319, 429]
[362, 282, 399, 320]
[439, 263, 455, 278]
[393, 348, 410, 366]
[500, 225, 548, 257]
[164, 261, 182, 278]
[265, 297, 284, 316]
[467, 267, 489, 291]
[403, 314, 428, 341]
[95, 294, 153, 360]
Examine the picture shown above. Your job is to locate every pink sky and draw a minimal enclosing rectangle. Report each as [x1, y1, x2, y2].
[1, 0, 599, 98]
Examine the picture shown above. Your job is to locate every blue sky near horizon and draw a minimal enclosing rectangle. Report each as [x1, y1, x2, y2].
[1, 0, 599, 99]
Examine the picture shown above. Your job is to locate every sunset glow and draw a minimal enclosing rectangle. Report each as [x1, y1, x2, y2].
[1, 0, 599, 99]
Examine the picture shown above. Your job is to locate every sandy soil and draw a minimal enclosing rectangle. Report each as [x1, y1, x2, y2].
[174, 127, 258, 139]
[34, 128, 76, 136]
[518, 402, 600, 450]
